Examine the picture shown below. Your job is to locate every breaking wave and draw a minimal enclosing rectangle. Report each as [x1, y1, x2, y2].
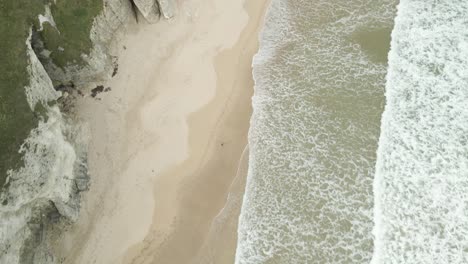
[372, 1, 468, 263]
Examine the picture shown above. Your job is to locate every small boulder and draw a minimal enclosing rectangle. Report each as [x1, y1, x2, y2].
[133, 0, 160, 23]
[157, 0, 175, 19]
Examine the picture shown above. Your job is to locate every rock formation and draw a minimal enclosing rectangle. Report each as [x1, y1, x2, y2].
[0, 32, 87, 264]
[0, 0, 176, 263]
[134, 0, 161, 23]
[157, 0, 176, 19]
[133, 0, 175, 22]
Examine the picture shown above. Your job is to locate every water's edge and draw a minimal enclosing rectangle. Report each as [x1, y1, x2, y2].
[236, 0, 397, 263]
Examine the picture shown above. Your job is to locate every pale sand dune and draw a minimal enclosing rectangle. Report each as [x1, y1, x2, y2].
[54, 0, 269, 263]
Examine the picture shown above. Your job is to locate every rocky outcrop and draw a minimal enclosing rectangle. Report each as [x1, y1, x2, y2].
[43, 0, 134, 88]
[157, 0, 175, 19]
[45, 0, 176, 89]
[0, 33, 88, 264]
[0, 0, 177, 263]
[133, 0, 175, 23]
[134, 0, 161, 23]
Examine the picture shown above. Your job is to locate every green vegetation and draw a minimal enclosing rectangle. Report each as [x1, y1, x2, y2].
[0, 0, 103, 188]
[0, 0, 45, 189]
[40, 0, 103, 68]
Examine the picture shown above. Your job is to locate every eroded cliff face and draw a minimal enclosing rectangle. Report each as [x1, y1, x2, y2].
[0, 32, 85, 264]
[43, 0, 134, 88]
[0, 0, 176, 263]
[157, 0, 176, 19]
[134, 0, 161, 23]
[43, 0, 175, 89]
[133, 0, 175, 22]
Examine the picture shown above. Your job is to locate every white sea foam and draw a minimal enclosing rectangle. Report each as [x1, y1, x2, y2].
[236, 0, 396, 263]
[372, 1, 468, 263]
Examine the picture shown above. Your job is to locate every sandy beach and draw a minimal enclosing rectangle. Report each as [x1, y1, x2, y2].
[54, 0, 269, 263]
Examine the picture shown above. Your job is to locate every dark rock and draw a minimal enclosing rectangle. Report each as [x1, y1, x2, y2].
[55, 81, 75, 92]
[91, 85, 105, 98]
[112, 65, 118, 77]
[130, 0, 139, 23]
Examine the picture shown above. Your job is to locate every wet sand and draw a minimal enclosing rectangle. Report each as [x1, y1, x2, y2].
[54, 0, 269, 263]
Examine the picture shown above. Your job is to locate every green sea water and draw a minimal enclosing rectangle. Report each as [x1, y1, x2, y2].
[236, 0, 397, 263]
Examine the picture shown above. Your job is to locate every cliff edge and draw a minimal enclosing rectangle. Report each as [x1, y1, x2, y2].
[0, 0, 175, 263]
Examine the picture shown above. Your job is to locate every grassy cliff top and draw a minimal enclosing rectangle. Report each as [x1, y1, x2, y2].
[0, 0, 102, 189]
[40, 0, 103, 68]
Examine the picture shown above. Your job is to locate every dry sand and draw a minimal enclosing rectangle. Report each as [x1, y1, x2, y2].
[55, 0, 269, 263]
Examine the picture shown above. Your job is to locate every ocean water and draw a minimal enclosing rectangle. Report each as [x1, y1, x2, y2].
[236, 0, 396, 263]
[372, 1, 468, 263]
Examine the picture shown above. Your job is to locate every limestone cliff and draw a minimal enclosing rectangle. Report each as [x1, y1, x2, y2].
[43, 0, 134, 88]
[45, 0, 175, 90]
[133, 0, 175, 22]
[157, 0, 176, 19]
[134, 0, 161, 23]
[0, 32, 87, 264]
[0, 0, 176, 263]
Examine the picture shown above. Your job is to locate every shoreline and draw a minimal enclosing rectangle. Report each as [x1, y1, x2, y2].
[123, 0, 270, 262]
[193, 146, 251, 263]
[54, 0, 270, 263]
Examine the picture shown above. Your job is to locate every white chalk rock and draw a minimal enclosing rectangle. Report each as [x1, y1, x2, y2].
[157, 0, 175, 19]
[133, 0, 160, 23]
